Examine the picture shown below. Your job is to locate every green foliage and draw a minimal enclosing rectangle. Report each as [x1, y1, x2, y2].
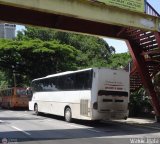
[67, 34, 113, 68]
[17, 27, 115, 68]
[17, 26, 56, 41]
[0, 71, 8, 88]
[0, 38, 79, 85]
[129, 88, 153, 117]
[106, 53, 131, 69]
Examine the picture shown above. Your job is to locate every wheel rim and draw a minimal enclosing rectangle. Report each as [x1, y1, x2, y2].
[65, 109, 71, 122]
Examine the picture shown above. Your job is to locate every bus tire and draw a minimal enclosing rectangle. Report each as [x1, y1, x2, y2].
[124, 116, 128, 120]
[34, 104, 39, 116]
[64, 107, 72, 122]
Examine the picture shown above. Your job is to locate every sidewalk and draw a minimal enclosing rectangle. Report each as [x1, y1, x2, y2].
[112, 117, 160, 130]
[126, 117, 156, 124]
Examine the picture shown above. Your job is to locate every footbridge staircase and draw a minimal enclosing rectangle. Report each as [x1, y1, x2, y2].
[124, 2, 160, 119]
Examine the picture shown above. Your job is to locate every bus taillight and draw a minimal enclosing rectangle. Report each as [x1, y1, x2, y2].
[93, 102, 98, 110]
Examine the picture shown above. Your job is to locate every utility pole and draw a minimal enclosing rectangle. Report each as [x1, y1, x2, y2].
[12, 66, 16, 87]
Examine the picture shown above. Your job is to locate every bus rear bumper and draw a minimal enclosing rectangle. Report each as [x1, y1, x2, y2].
[29, 101, 34, 111]
[92, 110, 129, 120]
[110, 111, 128, 120]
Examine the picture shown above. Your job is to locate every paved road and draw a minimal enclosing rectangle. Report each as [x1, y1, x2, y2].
[0, 109, 160, 144]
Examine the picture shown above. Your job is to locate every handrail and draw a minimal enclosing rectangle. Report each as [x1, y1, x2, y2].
[145, 1, 160, 17]
[90, 0, 160, 17]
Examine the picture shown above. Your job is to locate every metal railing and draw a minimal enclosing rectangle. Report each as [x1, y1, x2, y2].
[90, 0, 160, 17]
[145, 1, 160, 17]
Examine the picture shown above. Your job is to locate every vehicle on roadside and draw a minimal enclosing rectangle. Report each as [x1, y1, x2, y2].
[0, 87, 31, 109]
[29, 68, 129, 122]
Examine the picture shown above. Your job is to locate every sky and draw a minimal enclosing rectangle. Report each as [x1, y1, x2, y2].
[16, 0, 160, 53]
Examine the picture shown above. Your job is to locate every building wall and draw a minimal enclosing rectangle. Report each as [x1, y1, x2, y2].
[0, 23, 16, 39]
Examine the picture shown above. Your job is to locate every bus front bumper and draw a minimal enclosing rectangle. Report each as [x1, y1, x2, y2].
[29, 101, 34, 111]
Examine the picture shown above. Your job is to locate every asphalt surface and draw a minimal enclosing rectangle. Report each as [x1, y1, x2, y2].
[0, 108, 160, 144]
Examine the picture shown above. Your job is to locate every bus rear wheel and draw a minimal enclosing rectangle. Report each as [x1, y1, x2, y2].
[64, 107, 72, 122]
[34, 104, 39, 115]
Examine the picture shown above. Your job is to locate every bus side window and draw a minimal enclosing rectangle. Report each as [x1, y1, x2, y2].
[73, 71, 92, 90]
[50, 77, 58, 91]
[63, 75, 75, 90]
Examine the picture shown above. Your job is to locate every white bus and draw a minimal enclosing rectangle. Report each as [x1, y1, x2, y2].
[29, 68, 129, 122]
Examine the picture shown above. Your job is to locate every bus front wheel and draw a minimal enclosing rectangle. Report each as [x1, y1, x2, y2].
[34, 104, 39, 115]
[64, 107, 72, 122]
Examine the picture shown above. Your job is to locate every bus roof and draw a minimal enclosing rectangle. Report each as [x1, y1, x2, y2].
[32, 67, 127, 82]
[32, 68, 93, 82]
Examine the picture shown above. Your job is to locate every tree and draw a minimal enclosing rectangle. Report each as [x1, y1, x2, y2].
[106, 53, 131, 69]
[129, 87, 153, 117]
[0, 71, 8, 88]
[0, 39, 79, 85]
[17, 26, 56, 41]
[17, 26, 114, 68]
